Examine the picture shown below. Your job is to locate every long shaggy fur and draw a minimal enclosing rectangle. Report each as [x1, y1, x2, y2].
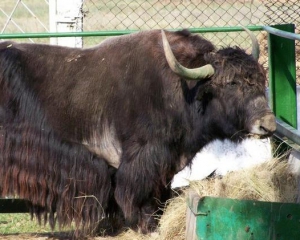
[0, 49, 122, 236]
[0, 124, 113, 236]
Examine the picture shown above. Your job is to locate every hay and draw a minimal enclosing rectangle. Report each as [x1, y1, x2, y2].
[94, 158, 299, 240]
[189, 158, 298, 203]
[157, 192, 186, 240]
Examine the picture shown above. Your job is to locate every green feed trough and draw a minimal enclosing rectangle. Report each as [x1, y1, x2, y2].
[186, 194, 300, 240]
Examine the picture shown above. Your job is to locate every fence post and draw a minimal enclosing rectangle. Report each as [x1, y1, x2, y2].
[49, 0, 83, 47]
[268, 24, 297, 128]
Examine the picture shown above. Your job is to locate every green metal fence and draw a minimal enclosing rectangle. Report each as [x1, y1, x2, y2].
[268, 24, 297, 129]
[265, 24, 300, 150]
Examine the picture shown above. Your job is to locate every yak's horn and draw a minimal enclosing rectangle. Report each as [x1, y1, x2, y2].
[241, 26, 260, 60]
[161, 30, 214, 80]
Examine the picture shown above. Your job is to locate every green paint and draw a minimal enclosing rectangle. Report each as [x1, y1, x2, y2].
[0, 26, 263, 39]
[193, 197, 300, 239]
[268, 24, 297, 128]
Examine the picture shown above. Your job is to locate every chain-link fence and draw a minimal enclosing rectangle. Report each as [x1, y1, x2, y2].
[82, 0, 266, 48]
[263, 0, 300, 81]
[83, 1, 264, 30]
[1, 0, 300, 80]
[0, 0, 49, 43]
[81, 0, 300, 81]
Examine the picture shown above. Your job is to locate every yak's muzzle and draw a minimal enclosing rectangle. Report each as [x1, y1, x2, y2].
[250, 113, 276, 136]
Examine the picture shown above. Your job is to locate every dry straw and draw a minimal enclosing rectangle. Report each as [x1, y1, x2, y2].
[190, 158, 298, 203]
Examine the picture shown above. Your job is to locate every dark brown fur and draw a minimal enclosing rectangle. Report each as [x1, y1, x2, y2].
[0, 29, 274, 236]
[0, 124, 115, 236]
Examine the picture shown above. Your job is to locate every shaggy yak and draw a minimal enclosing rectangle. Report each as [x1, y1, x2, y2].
[0, 28, 276, 236]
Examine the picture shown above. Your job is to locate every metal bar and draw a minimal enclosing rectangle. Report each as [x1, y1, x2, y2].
[0, 30, 137, 39]
[275, 119, 300, 151]
[263, 26, 300, 41]
[188, 26, 263, 33]
[268, 24, 297, 128]
[0, 26, 264, 40]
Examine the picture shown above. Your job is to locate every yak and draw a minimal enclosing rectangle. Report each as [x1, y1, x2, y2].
[0, 28, 276, 236]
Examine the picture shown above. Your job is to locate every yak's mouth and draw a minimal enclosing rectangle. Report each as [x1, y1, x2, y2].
[229, 112, 276, 142]
[246, 132, 271, 140]
[247, 114, 276, 139]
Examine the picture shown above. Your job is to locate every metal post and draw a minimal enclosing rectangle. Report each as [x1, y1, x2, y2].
[268, 24, 297, 129]
[49, 0, 83, 47]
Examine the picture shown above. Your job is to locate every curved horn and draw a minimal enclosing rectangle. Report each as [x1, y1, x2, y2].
[241, 26, 260, 60]
[161, 30, 214, 80]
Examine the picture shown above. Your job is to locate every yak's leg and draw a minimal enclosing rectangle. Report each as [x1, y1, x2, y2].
[97, 166, 126, 235]
[114, 141, 175, 233]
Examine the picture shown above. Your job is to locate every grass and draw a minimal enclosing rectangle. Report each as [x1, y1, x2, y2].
[0, 213, 52, 235]
[0, 213, 77, 239]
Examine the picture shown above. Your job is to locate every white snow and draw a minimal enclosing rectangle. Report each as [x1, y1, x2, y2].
[171, 138, 272, 188]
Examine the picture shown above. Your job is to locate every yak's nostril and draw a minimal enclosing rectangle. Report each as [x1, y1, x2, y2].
[260, 114, 276, 134]
[250, 114, 276, 136]
[259, 125, 268, 133]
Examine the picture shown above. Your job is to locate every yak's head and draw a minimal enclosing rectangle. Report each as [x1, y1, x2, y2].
[162, 28, 276, 141]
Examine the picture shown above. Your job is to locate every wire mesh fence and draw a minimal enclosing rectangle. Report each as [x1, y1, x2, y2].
[81, 0, 299, 81]
[0, 0, 49, 43]
[82, 0, 266, 48]
[263, 0, 300, 81]
[0, 0, 300, 80]
[83, 1, 265, 30]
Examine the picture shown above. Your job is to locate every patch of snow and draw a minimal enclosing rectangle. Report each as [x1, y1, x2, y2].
[171, 138, 272, 188]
